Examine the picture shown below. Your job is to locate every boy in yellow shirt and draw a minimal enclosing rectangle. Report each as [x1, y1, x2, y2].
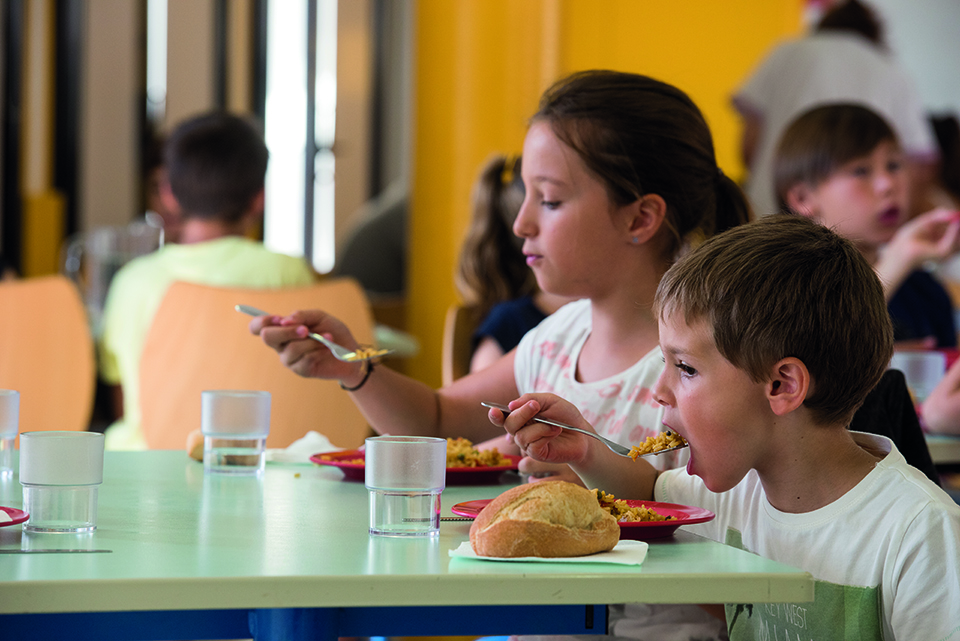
[99, 112, 315, 449]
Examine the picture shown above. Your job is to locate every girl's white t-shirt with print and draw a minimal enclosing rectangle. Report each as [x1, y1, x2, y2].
[513, 299, 684, 471]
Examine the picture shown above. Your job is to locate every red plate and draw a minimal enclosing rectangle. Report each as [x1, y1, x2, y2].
[310, 450, 521, 485]
[450, 498, 715, 541]
[0, 506, 29, 528]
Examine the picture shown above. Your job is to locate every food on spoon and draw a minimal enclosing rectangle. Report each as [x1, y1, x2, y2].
[344, 346, 390, 362]
[593, 489, 676, 522]
[628, 430, 688, 460]
[469, 481, 620, 557]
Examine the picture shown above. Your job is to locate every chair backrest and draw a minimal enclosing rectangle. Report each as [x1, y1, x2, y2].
[441, 304, 479, 387]
[139, 278, 376, 450]
[0, 275, 96, 444]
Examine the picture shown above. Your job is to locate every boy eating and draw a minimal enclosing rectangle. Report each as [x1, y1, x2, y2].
[493, 215, 960, 639]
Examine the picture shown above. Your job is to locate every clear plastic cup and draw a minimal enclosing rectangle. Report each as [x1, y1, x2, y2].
[19, 431, 105, 533]
[364, 435, 446, 537]
[201, 390, 271, 475]
[890, 351, 947, 403]
[0, 390, 19, 478]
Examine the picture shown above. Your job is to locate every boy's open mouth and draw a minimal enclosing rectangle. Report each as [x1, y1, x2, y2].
[877, 206, 900, 226]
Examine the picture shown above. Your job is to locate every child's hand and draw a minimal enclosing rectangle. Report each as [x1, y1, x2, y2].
[250, 309, 365, 382]
[921, 358, 960, 435]
[486, 393, 595, 465]
[878, 208, 960, 296]
[897, 208, 960, 262]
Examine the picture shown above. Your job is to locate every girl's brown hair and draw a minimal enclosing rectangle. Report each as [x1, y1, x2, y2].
[532, 70, 751, 260]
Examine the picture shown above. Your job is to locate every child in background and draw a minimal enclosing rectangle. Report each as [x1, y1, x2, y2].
[455, 154, 574, 373]
[774, 103, 960, 348]
[100, 112, 316, 450]
[496, 215, 960, 639]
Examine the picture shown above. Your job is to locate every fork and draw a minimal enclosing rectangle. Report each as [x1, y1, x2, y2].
[480, 401, 687, 459]
[235, 305, 392, 362]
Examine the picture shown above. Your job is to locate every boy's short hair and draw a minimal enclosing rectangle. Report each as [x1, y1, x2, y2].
[164, 112, 269, 222]
[654, 215, 893, 426]
[773, 104, 898, 212]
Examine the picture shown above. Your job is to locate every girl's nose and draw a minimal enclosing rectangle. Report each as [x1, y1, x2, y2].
[513, 196, 536, 238]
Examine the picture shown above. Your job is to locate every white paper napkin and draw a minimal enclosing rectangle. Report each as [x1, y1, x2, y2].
[0, 509, 12, 524]
[449, 539, 648, 565]
[265, 431, 343, 464]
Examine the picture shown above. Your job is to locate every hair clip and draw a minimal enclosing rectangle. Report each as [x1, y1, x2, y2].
[501, 155, 519, 185]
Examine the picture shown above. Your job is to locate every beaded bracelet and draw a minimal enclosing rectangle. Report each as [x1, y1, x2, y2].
[339, 359, 374, 392]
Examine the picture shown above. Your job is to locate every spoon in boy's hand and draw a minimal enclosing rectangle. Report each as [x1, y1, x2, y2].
[235, 304, 392, 362]
[481, 401, 688, 459]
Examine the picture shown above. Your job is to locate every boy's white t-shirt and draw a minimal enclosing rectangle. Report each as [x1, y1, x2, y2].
[656, 432, 960, 640]
[513, 299, 686, 471]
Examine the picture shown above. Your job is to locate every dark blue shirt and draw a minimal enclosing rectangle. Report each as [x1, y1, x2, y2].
[472, 296, 548, 354]
[887, 270, 957, 348]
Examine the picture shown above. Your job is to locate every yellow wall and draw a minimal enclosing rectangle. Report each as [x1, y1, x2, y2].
[407, 0, 804, 387]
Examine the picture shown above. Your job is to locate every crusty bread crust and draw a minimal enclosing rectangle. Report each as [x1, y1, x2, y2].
[469, 481, 620, 557]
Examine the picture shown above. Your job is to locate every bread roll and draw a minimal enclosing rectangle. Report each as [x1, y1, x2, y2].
[469, 481, 620, 557]
[186, 429, 204, 461]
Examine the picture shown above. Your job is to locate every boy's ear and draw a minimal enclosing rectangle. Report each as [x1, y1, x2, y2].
[766, 357, 809, 416]
[784, 183, 817, 218]
[626, 193, 667, 244]
[158, 176, 181, 214]
[249, 189, 265, 217]
[241, 189, 266, 221]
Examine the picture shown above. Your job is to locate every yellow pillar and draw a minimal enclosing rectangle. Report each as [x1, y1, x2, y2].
[21, 0, 64, 276]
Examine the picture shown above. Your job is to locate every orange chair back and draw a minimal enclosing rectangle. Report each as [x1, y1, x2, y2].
[0, 276, 95, 444]
[139, 279, 375, 450]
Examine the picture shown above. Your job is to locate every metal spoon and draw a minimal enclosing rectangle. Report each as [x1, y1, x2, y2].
[481, 401, 688, 459]
[235, 305, 392, 362]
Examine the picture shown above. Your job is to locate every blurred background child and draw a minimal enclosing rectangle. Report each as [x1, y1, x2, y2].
[455, 154, 575, 373]
[99, 111, 316, 450]
[774, 102, 960, 349]
[734, 0, 938, 218]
